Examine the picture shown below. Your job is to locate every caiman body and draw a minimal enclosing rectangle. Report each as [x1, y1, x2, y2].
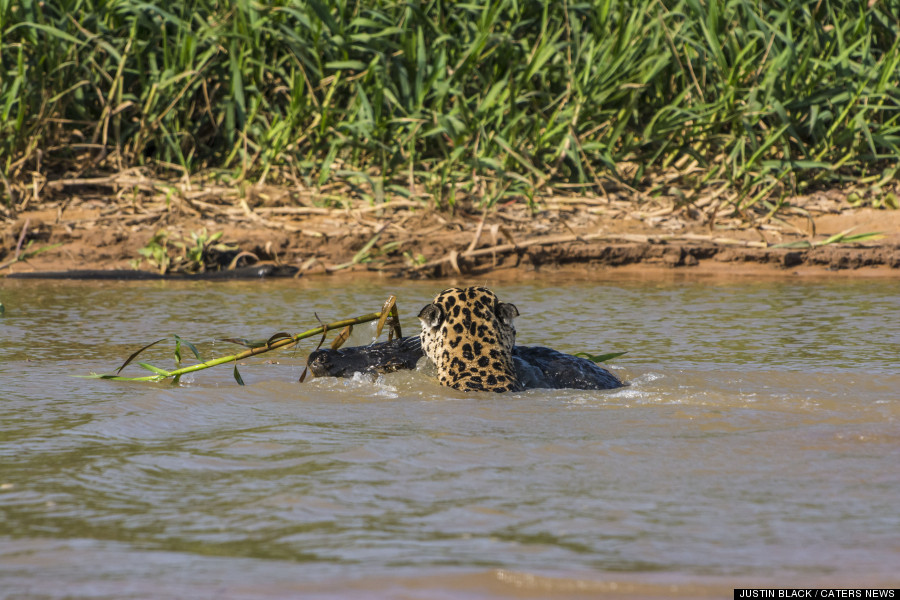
[307, 335, 623, 391]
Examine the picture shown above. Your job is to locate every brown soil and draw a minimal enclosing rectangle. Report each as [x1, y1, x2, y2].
[2, 173, 899, 280]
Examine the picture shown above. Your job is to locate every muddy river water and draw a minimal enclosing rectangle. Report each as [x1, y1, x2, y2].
[1, 276, 898, 598]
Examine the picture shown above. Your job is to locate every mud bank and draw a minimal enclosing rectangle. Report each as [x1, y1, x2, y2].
[2, 185, 898, 279]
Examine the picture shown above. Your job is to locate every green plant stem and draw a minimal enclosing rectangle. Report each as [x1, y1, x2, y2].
[88, 311, 386, 382]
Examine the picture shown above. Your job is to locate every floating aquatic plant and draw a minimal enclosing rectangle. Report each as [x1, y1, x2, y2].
[86, 296, 402, 385]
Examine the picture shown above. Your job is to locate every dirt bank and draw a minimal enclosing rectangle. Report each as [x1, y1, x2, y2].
[2, 175, 899, 279]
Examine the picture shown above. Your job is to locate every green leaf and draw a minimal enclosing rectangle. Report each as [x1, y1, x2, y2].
[21, 243, 63, 259]
[324, 60, 367, 71]
[115, 339, 167, 374]
[233, 364, 245, 386]
[266, 332, 295, 346]
[9, 22, 85, 45]
[80, 373, 167, 382]
[835, 232, 885, 243]
[813, 228, 885, 247]
[173, 334, 203, 361]
[219, 337, 264, 348]
[136, 362, 172, 376]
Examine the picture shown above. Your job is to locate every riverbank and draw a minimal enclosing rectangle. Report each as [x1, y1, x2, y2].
[2, 174, 898, 280]
[5, 1, 899, 283]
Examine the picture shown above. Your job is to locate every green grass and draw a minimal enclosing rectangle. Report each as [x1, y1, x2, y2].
[2, 0, 899, 210]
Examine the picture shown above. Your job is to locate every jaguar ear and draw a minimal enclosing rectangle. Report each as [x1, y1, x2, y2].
[417, 303, 443, 329]
[496, 302, 519, 325]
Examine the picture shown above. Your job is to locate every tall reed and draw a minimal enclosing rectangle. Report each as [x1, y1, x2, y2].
[2, 0, 898, 208]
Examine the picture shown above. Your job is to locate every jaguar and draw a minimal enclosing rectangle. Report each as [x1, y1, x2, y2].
[307, 287, 623, 392]
[417, 286, 522, 392]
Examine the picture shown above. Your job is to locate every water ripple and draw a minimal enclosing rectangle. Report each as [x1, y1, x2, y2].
[1, 278, 899, 597]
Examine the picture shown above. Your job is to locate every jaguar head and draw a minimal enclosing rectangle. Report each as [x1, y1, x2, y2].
[417, 286, 522, 393]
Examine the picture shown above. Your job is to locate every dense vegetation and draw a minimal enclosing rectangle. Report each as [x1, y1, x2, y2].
[2, 0, 899, 208]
